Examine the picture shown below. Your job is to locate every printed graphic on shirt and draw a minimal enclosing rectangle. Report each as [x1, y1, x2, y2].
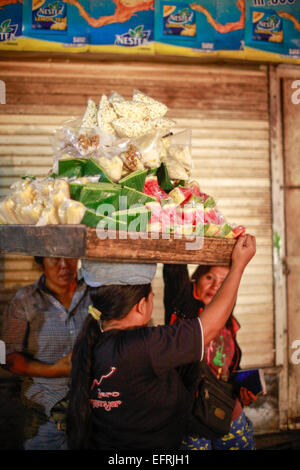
[90, 366, 122, 412]
[205, 327, 235, 381]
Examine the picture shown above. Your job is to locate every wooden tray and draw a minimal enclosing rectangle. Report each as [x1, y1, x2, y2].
[0, 225, 236, 265]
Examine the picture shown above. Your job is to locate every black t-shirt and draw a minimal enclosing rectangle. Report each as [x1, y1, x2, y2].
[89, 318, 203, 450]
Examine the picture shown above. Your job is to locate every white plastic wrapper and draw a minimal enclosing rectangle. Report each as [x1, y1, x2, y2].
[119, 142, 145, 173]
[51, 117, 101, 163]
[36, 205, 60, 226]
[165, 158, 190, 181]
[58, 199, 86, 225]
[15, 202, 44, 225]
[10, 179, 36, 206]
[69, 176, 100, 184]
[48, 179, 70, 209]
[31, 178, 55, 202]
[133, 132, 161, 169]
[96, 154, 123, 182]
[166, 129, 192, 171]
[0, 197, 19, 224]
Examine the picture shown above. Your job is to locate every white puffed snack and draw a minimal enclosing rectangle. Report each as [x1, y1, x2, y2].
[133, 89, 168, 118]
[112, 100, 153, 121]
[98, 94, 118, 126]
[81, 98, 98, 129]
[112, 118, 155, 138]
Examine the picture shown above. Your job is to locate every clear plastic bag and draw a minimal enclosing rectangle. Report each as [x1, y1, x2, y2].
[10, 179, 36, 206]
[15, 202, 44, 225]
[166, 129, 192, 172]
[165, 158, 190, 181]
[0, 197, 19, 224]
[119, 142, 145, 173]
[96, 152, 124, 182]
[36, 205, 60, 226]
[133, 132, 161, 169]
[48, 179, 70, 209]
[58, 199, 86, 225]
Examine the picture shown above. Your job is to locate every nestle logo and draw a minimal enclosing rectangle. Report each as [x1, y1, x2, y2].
[115, 25, 151, 47]
[0, 19, 18, 42]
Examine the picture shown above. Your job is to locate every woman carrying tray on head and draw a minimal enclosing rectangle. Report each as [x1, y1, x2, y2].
[163, 261, 258, 450]
[66, 234, 256, 450]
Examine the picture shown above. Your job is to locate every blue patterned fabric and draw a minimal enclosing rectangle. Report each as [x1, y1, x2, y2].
[181, 411, 255, 450]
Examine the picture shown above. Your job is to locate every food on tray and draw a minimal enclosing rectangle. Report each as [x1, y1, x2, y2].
[97, 94, 118, 136]
[165, 158, 190, 181]
[0, 198, 19, 224]
[16, 203, 44, 225]
[134, 133, 161, 169]
[0, 91, 245, 238]
[36, 205, 60, 226]
[81, 98, 98, 130]
[58, 199, 86, 225]
[143, 175, 169, 203]
[133, 89, 168, 117]
[120, 144, 145, 172]
[96, 156, 123, 182]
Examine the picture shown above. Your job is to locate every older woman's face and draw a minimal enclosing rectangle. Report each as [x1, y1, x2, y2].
[42, 257, 78, 290]
[194, 266, 230, 305]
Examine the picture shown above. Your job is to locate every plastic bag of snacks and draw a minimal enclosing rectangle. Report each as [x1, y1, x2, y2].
[133, 132, 162, 169]
[58, 199, 86, 225]
[162, 129, 192, 180]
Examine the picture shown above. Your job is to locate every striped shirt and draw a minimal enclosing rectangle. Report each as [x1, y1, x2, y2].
[1, 275, 92, 416]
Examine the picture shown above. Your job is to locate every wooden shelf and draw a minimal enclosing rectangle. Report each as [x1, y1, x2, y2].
[0, 225, 236, 265]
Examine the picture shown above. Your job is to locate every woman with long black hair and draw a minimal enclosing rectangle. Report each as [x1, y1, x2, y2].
[67, 234, 256, 450]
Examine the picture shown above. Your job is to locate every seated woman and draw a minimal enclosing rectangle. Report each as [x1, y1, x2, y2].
[163, 263, 257, 450]
[1, 256, 92, 450]
[67, 234, 256, 450]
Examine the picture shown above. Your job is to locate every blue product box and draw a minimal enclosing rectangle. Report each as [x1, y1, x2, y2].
[22, 0, 89, 47]
[88, 0, 154, 49]
[245, 0, 300, 58]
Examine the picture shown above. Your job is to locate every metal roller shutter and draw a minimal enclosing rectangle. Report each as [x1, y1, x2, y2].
[0, 58, 273, 368]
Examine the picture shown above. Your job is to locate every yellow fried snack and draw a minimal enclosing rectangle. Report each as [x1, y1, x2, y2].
[50, 18, 67, 31]
[252, 11, 265, 23]
[181, 24, 196, 36]
[32, 0, 46, 10]
[163, 5, 177, 17]
[269, 30, 283, 43]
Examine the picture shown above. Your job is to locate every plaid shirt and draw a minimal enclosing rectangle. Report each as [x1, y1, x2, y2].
[1, 275, 92, 416]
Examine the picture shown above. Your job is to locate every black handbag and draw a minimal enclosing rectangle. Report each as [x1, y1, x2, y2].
[186, 360, 236, 440]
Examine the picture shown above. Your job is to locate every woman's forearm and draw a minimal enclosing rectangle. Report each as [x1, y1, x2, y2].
[5, 352, 71, 378]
